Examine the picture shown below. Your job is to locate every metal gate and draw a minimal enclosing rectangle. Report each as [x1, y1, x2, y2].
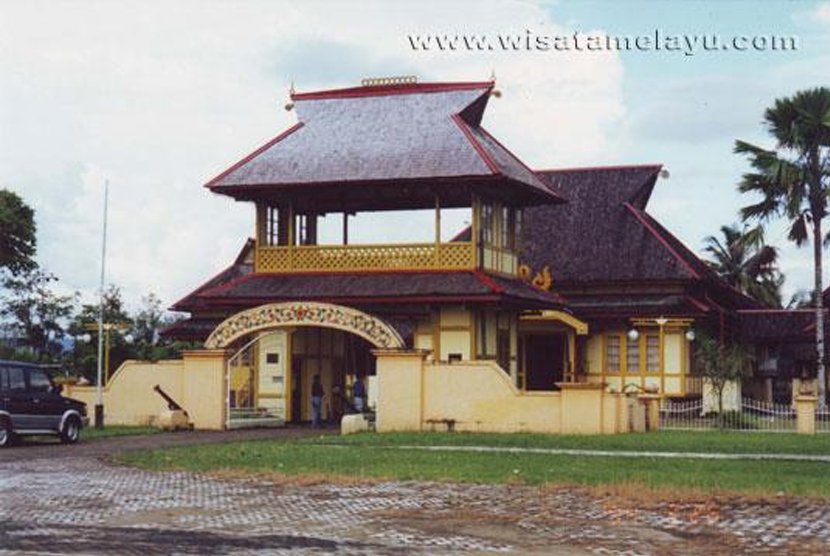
[226, 331, 285, 429]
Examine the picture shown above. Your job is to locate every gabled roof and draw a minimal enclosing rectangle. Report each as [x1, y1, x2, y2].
[738, 309, 818, 342]
[205, 80, 562, 208]
[524, 165, 696, 283]
[522, 165, 761, 311]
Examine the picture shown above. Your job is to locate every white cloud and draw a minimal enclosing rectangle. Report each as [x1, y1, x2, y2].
[0, 0, 626, 310]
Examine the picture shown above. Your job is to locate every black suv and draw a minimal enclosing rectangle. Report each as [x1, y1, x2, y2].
[0, 360, 88, 447]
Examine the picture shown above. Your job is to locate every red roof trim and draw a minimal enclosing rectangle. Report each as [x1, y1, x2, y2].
[170, 263, 239, 311]
[738, 309, 820, 314]
[473, 270, 506, 294]
[685, 296, 712, 313]
[623, 202, 701, 280]
[195, 295, 506, 306]
[451, 114, 499, 175]
[476, 126, 566, 202]
[291, 81, 494, 101]
[208, 173, 504, 194]
[204, 122, 305, 188]
[536, 164, 663, 174]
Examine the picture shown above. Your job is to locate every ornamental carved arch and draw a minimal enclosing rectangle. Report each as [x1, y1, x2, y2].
[204, 302, 405, 350]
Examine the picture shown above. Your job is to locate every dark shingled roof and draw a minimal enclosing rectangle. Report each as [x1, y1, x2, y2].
[738, 310, 816, 342]
[523, 165, 703, 283]
[190, 269, 566, 309]
[567, 293, 711, 318]
[205, 81, 560, 205]
[160, 317, 224, 341]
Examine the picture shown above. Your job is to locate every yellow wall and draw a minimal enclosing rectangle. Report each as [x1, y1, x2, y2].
[64, 350, 229, 430]
[376, 352, 630, 435]
[65, 359, 185, 426]
[438, 306, 472, 361]
[180, 349, 227, 429]
[584, 330, 689, 396]
[375, 350, 426, 431]
[256, 331, 287, 419]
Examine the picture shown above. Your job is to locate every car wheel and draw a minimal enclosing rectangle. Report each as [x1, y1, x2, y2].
[0, 418, 12, 448]
[60, 416, 81, 444]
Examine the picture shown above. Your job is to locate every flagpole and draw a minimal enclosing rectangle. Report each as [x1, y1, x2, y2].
[95, 179, 109, 429]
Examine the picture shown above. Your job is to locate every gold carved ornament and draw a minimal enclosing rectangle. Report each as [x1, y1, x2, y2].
[519, 264, 553, 291]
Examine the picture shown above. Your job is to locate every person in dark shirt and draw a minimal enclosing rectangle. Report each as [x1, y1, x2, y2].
[311, 374, 324, 428]
[352, 376, 367, 413]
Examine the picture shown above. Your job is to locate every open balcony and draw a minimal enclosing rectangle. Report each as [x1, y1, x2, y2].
[255, 241, 475, 273]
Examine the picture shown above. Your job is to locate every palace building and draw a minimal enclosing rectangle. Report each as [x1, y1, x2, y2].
[64, 77, 827, 431]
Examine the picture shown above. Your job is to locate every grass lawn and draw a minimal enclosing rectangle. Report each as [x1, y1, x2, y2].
[81, 425, 161, 440]
[308, 430, 830, 455]
[119, 431, 830, 498]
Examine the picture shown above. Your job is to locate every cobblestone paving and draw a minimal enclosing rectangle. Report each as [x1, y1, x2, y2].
[0, 456, 829, 555]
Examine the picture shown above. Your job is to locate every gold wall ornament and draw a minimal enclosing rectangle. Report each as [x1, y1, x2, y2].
[531, 266, 552, 291]
[205, 302, 405, 350]
[518, 264, 552, 291]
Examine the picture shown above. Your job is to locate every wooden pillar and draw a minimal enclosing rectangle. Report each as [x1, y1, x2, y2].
[657, 317, 667, 394]
[568, 332, 576, 382]
[434, 196, 441, 265]
[342, 213, 349, 245]
[471, 196, 480, 268]
[304, 214, 318, 245]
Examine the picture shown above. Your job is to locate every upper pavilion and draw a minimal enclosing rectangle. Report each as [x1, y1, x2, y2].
[204, 76, 564, 277]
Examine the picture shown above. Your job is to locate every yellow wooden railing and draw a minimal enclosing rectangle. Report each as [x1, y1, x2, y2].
[256, 242, 475, 273]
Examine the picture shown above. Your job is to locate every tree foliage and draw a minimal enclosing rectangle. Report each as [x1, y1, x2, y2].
[0, 268, 77, 360]
[0, 188, 37, 275]
[735, 86, 830, 404]
[703, 224, 783, 307]
[695, 333, 754, 416]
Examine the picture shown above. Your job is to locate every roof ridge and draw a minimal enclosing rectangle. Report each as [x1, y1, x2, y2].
[451, 114, 500, 175]
[623, 202, 701, 279]
[291, 81, 494, 101]
[205, 123, 304, 188]
[536, 164, 663, 174]
[476, 126, 567, 201]
[170, 262, 240, 311]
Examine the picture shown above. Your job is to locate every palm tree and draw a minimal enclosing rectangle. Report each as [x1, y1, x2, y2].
[703, 224, 783, 307]
[735, 87, 830, 405]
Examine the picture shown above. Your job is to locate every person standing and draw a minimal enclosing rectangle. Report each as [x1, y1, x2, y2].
[352, 375, 367, 413]
[311, 374, 325, 428]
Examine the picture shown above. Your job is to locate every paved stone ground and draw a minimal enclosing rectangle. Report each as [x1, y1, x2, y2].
[1, 433, 829, 555]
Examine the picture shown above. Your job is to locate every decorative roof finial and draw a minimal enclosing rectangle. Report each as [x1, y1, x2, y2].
[490, 69, 496, 82]
[285, 80, 296, 111]
[361, 76, 418, 87]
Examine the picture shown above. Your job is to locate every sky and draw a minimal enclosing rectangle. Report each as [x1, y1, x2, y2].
[1, 0, 829, 311]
